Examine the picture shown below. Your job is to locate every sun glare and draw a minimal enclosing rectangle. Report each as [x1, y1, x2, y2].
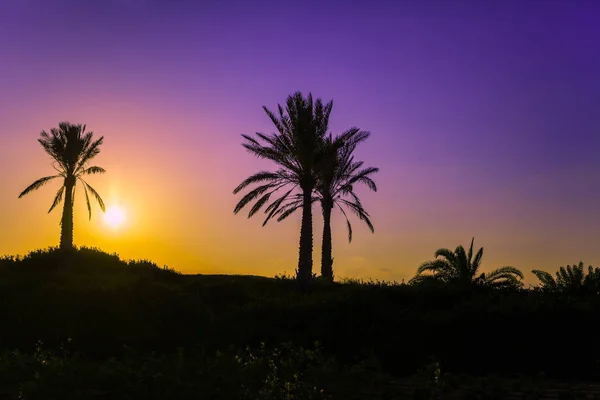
[104, 206, 126, 228]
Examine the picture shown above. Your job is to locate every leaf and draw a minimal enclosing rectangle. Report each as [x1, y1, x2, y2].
[82, 182, 92, 220]
[80, 179, 105, 212]
[48, 186, 65, 213]
[18, 175, 61, 198]
[79, 166, 106, 176]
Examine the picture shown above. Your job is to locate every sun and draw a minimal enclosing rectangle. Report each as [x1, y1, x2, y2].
[104, 206, 126, 228]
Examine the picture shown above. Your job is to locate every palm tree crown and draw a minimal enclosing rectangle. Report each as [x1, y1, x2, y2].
[18, 122, 106, 249]
[532, 262, 600, 294]
[410, 238, 524, 289]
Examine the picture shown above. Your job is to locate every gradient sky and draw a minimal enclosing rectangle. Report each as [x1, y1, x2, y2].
[1, 0, 599, 282]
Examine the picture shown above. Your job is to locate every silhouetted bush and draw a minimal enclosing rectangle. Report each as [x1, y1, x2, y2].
[1, 247, 600, 392]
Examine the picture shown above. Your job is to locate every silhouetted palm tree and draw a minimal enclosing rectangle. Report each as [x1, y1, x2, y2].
[410, 238, 524, 289]
[267, 132, 378, 280]
[532, 262, 600, 294]
[233, 92, 332, 283]
[18, 122, 106, 250]
[316, 133, 378, 280]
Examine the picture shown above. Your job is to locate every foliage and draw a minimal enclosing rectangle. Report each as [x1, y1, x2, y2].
[0, 247, 181, 289]
[2, 247, 600, 388]
[313, 132, 377, 243]
[532, 262, 600, 294]
[409, 237, 524, 289]
[1, 343, 598, 399]
[0, 342, 338, 399]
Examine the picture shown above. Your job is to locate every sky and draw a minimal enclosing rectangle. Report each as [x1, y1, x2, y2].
[0, 0, 599, 283]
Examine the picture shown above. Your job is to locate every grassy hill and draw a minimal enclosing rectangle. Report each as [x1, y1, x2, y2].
[1, 247, 599, 399]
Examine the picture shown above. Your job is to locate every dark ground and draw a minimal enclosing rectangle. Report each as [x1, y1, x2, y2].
[1, 247, 598, 399]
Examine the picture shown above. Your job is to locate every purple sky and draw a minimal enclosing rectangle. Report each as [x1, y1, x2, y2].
[1, 0, 599, 281]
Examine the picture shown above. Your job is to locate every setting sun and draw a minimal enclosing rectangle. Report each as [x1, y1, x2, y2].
[104, 206, 126, 228]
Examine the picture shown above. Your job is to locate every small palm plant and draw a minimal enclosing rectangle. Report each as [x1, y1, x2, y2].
[410, 238, 524, 289]
[532, 262, 600, 294]
[18, 122, 106, 250]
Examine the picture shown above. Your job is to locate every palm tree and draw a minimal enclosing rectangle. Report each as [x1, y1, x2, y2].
[18, 122, 106, 250]
[315, 132, 378, 280]
[233, 92, 332, 283]
[409, 238, 524, 289]
[532, 262, 600, 294]
[267, 132, 378, 280]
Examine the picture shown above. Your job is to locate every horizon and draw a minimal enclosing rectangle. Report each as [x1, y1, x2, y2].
[1, 0, 599, 283]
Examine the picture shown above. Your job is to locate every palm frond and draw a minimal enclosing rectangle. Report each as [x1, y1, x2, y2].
[336, 204, 353, 242]
[433, 248, 456, 263]
[486, 275, 524, 289]
[80, 179, 105, 212]
[262, 189, 295, 226]
[408, 274, 443, 286]
[79, 166, 106, 176]
[532, 270, 557, 289]
[234, 181, 288, 215]
[490, 266, 524, 280]
[82, 182, 92, 220]
[484, 267, 524, 287]
[467, 237, 474, 264]
[74, 135, 104, 173]
[233, 170, 288, 194]
[48, 186, 65, 214]
[343, 167, 379, 192]
[248, 192, 273, 218]
[556, 266, 570, 287]
[416, 259, 453, 275]
[454, 244, 468, 274]
[471, 248, 484, 271]
[18, 175, 61, 198]
[275, 200, 306, 222]
[263, 106, 287, 135]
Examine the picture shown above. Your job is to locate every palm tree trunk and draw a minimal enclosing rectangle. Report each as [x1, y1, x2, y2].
[296, 186, 313, 283]
[320, 197, 334, 281]
[59, 177, 75, 250]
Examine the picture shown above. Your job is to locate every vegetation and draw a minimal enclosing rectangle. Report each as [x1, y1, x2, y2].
[532, 262, 600, 294]
[0, 341, 340, 399]
[4, 342, 599, 399]
[233, 92, 377, 283]
[311, 131, 378, 281]
[18, 122, 106, 250]
[233, 92, 335, 283]
[2, 247, 600, 397]
[409, 238, 524, 289]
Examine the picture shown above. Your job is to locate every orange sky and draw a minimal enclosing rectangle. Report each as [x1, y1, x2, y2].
[1, 94, 598, 284]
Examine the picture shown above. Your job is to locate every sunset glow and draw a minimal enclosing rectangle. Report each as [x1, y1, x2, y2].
[0, 0, 599, 282]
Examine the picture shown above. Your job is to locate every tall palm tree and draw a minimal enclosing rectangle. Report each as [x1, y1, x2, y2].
[233, 92, 332, 283]
[409, 238, 524, 289]
[315, 132, 378, 280]
[267, 132, 378, 280]
[532, 262, 600, 294]
[18, 122, 106, 250]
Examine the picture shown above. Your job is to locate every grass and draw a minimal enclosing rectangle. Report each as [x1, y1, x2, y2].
[1, 247, 600, 398]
